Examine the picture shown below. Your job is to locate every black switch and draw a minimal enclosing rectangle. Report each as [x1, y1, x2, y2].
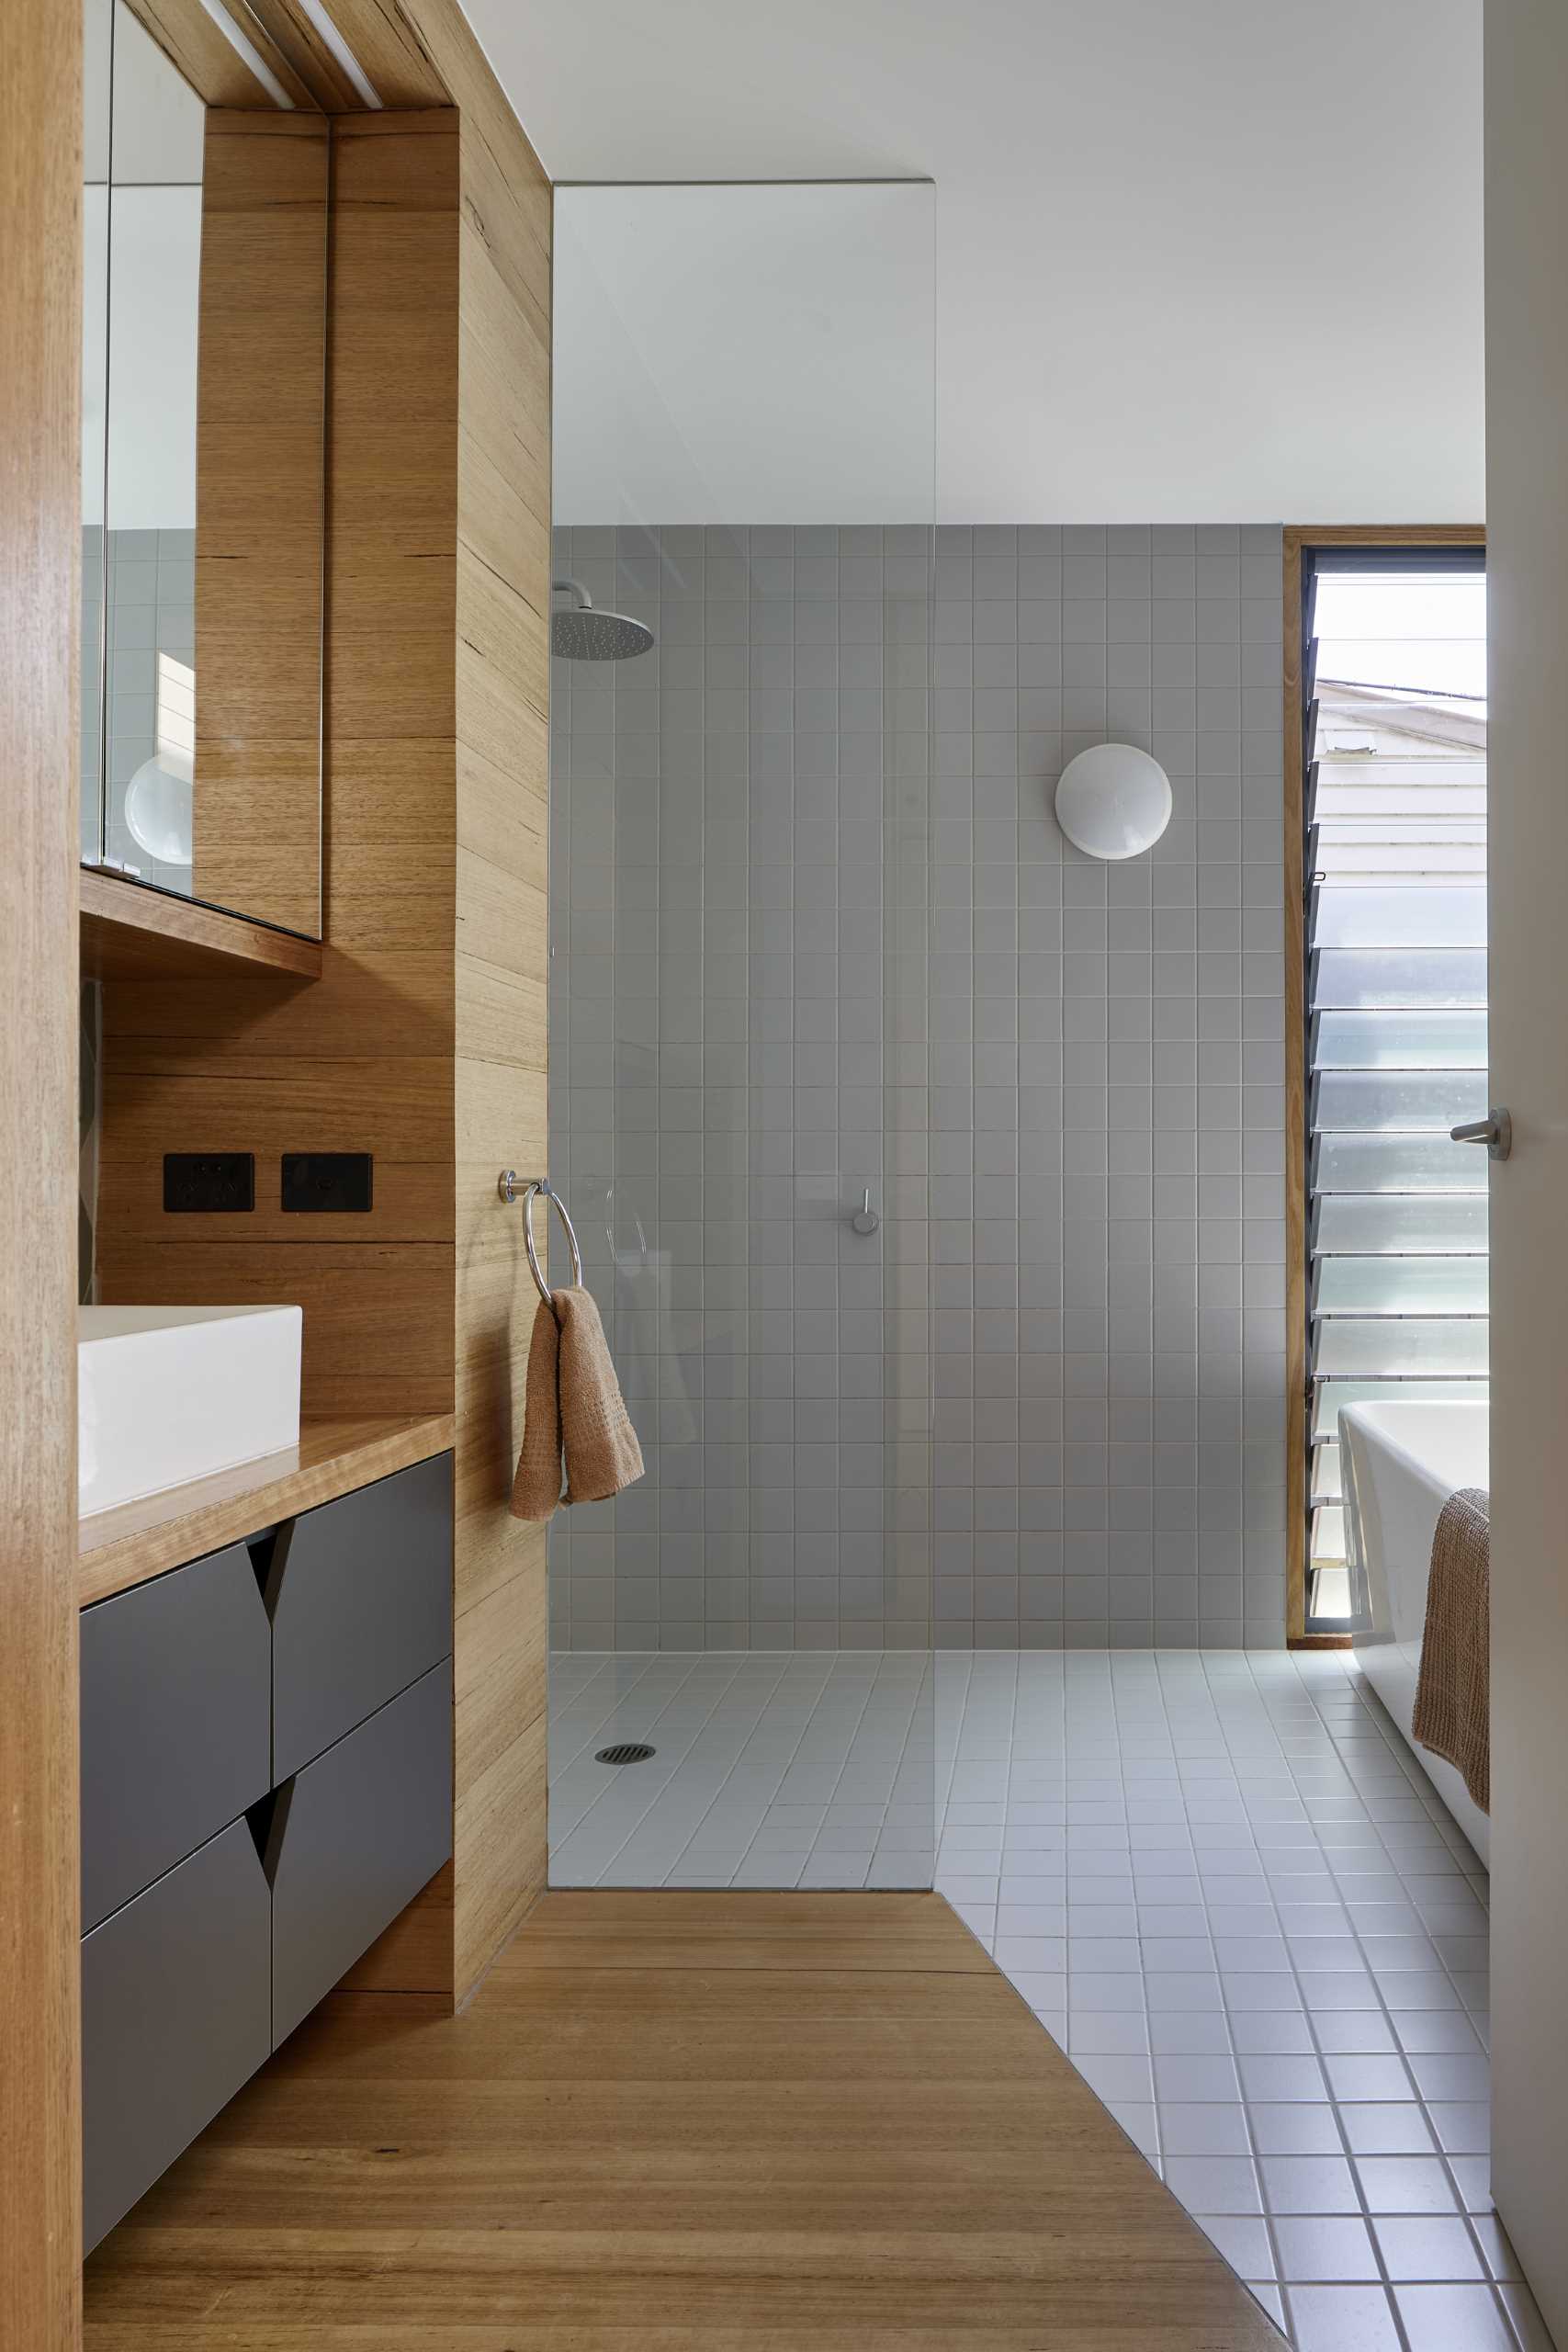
[281, 1152, 374, 1213]
[164, 1153, 254, 1213]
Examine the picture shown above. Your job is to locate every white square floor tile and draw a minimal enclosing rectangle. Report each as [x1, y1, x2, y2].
[1261, 2154, 1361, 2215]
[1372, 2216, 1486, 2282]
[1249, 2103, 1344, 2156]
[1392, 2283, 1517, 2349]
[1285, 2281, 1403, 2349]
[1272, 2213, 1381, 2283]
[1161, 2155, 1263, 2215]
[1157, 2102, 1252, 2156]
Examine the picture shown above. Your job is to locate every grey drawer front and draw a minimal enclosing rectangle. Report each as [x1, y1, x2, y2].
[82, 1817, 271, 2253]
[270, 1452, 452, 1781]
[80, 1543, 272, 1934]
[270, 1659, 452, 2046]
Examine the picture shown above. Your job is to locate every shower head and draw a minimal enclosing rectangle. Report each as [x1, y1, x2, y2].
[551, 577, 654, 662]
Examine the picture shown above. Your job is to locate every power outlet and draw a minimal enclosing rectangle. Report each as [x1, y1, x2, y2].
[281, 1152, 374, 1214]
[163, 1153, 255, 1213]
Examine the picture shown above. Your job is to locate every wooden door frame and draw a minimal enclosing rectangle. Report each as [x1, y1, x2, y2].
[1282, 525, 1486, 1645]
[2, 0, 84, 2341]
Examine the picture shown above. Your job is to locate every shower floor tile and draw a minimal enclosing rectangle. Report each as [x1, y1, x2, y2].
[548, 1645, 1543, 2352]
[548, 1648, 936, 1891]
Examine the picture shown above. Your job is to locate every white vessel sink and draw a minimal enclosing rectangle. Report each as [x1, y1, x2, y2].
[78, 1305, 302, 1518]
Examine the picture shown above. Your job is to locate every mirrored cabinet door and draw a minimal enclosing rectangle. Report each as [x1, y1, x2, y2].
[81, 3, 327, 941]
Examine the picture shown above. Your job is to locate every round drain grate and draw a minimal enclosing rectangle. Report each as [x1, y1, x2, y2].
[595, 1741, 656, 1767]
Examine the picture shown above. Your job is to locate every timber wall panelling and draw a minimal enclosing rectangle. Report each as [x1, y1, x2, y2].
[192, 108, 330, 939]
[97, 8, 554, 2007]
[100, 108, 462, 1428]
[449, 14, 552, 2005]
[2, 0, 85, 2341]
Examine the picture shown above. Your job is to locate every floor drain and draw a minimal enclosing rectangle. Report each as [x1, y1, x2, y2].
[595, 1741, 656, 1766]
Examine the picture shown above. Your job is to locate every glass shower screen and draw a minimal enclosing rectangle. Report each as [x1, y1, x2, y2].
[544, 182, 937, 1893]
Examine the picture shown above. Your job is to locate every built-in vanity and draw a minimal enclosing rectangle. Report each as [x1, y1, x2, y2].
[78, 1436, 456, 2249]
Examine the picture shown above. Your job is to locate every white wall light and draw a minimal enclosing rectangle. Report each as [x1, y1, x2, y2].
[124, 748, 193, 865]
[125, 653, 195, 865]
[1054, 742, 1172, 861]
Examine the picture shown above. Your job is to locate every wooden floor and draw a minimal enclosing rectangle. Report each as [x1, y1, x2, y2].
[85, 1891, 1282, 2348]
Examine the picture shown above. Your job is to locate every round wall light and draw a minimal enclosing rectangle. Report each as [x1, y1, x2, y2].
[124, 746, 194, 866]
[1055, 741, 1172, 861]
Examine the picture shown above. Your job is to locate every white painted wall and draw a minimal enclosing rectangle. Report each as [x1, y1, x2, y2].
[83, 186, 107, 527]
[90, 0, 204, 533]
[109, 0, 204, 185]
[106, 187, 201, 532]
[554, 184, 935, 525]
[1483, 2, 1568, 2340]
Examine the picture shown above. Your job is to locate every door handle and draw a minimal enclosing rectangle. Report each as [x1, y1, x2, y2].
[1450, 1108, 1512, 1161]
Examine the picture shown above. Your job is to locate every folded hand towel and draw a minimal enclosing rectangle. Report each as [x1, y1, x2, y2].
[510, 1284, 645, 1521]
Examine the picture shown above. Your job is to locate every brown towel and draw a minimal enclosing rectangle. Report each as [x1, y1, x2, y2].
[1413, 1486, 1490, 1814]
[510, 1285, 644, 1521]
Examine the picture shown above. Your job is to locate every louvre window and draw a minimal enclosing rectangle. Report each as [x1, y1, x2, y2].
[1302, 553, 1488, 1624]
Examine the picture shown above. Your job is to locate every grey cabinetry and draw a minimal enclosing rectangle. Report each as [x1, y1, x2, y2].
[80, 1448, 455, 2250]
[270, 1453, 454, 1781]
[270, 1662, 453, 2043]
[82, 1818, 271, 2252]
[80, 1542, 271, 1933]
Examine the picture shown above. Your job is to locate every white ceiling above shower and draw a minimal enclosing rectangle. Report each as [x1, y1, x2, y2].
[462, 0, 1483, 525]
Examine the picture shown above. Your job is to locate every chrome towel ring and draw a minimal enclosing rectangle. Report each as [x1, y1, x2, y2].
[498, 1170, 583, 1305]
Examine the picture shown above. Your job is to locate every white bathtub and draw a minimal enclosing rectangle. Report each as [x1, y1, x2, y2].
[1340, 1398, 1490, 1864]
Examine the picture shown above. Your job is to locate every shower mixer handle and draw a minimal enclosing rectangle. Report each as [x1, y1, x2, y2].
[851, 1187, 880, 1236]
[1450, 1108, 1512, 1161]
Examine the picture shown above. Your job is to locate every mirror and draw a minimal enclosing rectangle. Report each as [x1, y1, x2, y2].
[82, 2, 327, 940]
[82, 0, 111, 864]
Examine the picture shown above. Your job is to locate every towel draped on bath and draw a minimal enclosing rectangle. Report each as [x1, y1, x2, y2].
[1412, 1485, 1490, 1815]
[511, 1284, 645, 1521]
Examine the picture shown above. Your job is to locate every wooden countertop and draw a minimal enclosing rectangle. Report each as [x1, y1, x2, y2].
[79, 1412, 457, 1607]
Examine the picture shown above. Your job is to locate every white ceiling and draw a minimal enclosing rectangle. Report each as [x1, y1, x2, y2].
[462, 0, 1484, 525]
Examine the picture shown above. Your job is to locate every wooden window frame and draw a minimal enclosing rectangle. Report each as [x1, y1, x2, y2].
[1282, 525, 1486, 1646]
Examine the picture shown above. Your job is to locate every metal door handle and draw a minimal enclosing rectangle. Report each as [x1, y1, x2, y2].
[1450, 1108, 1512, 1161]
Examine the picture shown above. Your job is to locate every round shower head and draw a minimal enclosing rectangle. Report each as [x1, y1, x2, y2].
[551, 577, 655, 662]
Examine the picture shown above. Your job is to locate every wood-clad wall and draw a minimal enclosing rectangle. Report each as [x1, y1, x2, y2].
[450, 74, 551, 1996]
[327, 17, 554, 1995]
[192, 109, 330, 939]
[97, 17, 552, 2004]
[97, 107, 460, 1419]
[1, 0, 85, 2338]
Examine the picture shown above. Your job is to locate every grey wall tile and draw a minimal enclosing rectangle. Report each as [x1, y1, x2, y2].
[550, 522, 1286, 1654]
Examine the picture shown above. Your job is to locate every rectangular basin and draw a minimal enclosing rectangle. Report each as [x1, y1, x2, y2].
[79, 1305, 302, 1518]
